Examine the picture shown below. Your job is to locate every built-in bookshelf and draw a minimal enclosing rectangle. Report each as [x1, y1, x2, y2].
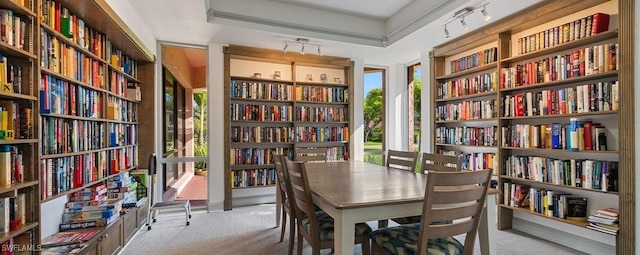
[0, 0, 40, 251]
[430, 0, 626, 252]
[35, 0, 154, 254]
[223, 45, 353, 210]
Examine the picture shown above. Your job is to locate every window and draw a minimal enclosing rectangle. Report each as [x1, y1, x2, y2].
[363, 68, 385, 165]
[407, 64, 421, 153]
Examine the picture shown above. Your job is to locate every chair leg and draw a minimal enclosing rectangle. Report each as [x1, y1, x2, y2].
[279, 209, 287, 242]
[296, 231, 303, 255]
[361, 239, 370, 255]
[288, 213, 295, 255]
[378, 219, 389, 228]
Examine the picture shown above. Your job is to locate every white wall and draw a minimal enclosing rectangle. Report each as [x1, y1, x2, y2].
[104, 0, 157, 54]
[208, 43, 226, 211]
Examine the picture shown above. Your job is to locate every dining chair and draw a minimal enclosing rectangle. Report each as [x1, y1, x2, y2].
[420, 152, 462, 173]
[284, 158, 372, 255]
[370, 169, 492, 255]
[274, 155, 296, 255]
[378, 150, 419, 228]
[294, 147, 327, 162]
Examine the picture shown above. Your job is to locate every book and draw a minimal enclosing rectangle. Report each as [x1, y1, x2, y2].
[591, 13, 610, 34]
[41, 229, 100, 248]
[565, 196, 588, 222]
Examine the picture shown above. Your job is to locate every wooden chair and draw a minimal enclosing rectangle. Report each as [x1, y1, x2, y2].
[370, 169, 492, 255]
[274, 155, 295, 255]
[294, 147, 327, 162]
[385, 150, 419, 171]
[284, 158, 371, 255]
[420, 152, 462, 173]
[378, 150, 419, 228]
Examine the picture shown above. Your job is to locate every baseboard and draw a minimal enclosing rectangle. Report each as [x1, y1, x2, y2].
[513, 214, 615, 254]
[232, 194, 276, 207]
[208, 201, 224, 211]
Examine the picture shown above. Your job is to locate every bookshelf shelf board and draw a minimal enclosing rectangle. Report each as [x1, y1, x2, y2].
[0, 90, 37, 101]
[436, 91, 498, 102]
[41, 68, 109, 94]
[293, 121, 350, 125]
[230, 120, 293, 125]
[436, 118, 498, 124]
[108, 63, 140, 83]
[0, 222, 38, 244]
[105, 119, 139, 125]
[41, 113, 105, 122]
[41, 145, 138, 159]
[231, 164, 275, 170]
[500, 110, 618, 120]
[499, 204, 589, 228]
[0, 1, 36, 17]
[230, 98, 294, 104]
[0, 180, 39, 195]
[295, 81, 349, 87]
[436, 63, 497, 80]
[231, 76, 294, 84]
[41, 166, 137, 203]
[501, 146, 618, 154]
[0, 41, 37, 59]
[499, 71, 619, 93]
[502, 30, 619, 64]
[294, 101, 349, 106]
[435, 143, 497, 149]
[232, 184, 276, 190]
[230, 142, 294, 146]
[499, 175, 618, 195]
[40, 24, 108, 64]
[110, 144, 138, 149]
[294, 141, 348, 147]
[106, 91, 140, 103]
[0, 139, 38, 145]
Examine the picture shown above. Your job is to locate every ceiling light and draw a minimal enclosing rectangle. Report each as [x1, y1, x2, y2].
[460, 18, 469, 30]
[283, 42, 288, 53]
[444, 25, 450, 38]
[300, 44, 305, 55]
[481, 6, 491, 21]
[317, 46, 322, 56]
[282, 38, 323, 56]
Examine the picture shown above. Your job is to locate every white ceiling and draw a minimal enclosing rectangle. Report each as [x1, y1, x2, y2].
[126, 0, 543, 66]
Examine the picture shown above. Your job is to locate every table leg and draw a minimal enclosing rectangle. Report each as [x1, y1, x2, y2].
[334, 212, 355, 255]
[275, 182, 281, 228]
[479, 194, 497, 255]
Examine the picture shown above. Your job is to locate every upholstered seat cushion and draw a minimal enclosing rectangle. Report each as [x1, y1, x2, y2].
[301, 211, 373, 241]
[371, 223, 463, 255]
[391, 216, 422, 225]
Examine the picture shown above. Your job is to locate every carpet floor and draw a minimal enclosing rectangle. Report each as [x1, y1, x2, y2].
[120, 204, 585, 255]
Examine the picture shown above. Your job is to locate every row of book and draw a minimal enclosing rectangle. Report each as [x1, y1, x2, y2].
[587, 208, 618, 235]
[502, 43, 618, 88]
[41, 117, 106, 155]
[0, 145, 24, 187]
[503, 155, 618, 192]
[516, 13, 610, 55]
[436, 99, 497, 121]
[295, 86, 348, 103]
[502, 81, 619, 118]
[504, 183, 589, 223]
[106, 96, 138, 122]
[231, 168, 276, 188]
[295, 126, 349, 143]
[230, 81, 294, 101]
[40, 29, 106, 88]
[501, 121, 609, 151]
[295, 106, 348, 123]
[0, 193, 26, 233]
[0, 100, 34, 140]
[438, 150, 497, 173]
[108, 71, 137, 97]
[0, 55, 24, 95]
[41, 0, 108, 60]
[230, 103, 293, 122]
[435, 126, 498, 147]
[107, 123, 137, 148]
[108, 44, 137, 77]
[437, 71, 498, 99]
[231, 126, 294, 143]
[449, 47, 497, 74]
[229, 148, 293, 166]
[0, 9, 28, 51]
[40, 74, 103, 117]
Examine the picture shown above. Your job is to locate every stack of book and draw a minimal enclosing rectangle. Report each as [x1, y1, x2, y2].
[107, 172, 138, 207]
[587, 207, 618, 235]
[60, 184, 122, 231]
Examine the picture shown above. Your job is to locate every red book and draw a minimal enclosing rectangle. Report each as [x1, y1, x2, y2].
[515, 93, 525, 117]
[591, 13, 610, 34]
[583, 121, 593, 150]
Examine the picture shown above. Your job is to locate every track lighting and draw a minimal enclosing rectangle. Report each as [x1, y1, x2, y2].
[481, 6, 491, 21]
[300, 44, 305, 55]
[441, 2, 491, 38]
[317, 46, 322, 56]
[444, 24, 450, 38]
[282, 38, 323, 56]
[461, 18, 469, 30]
[283, 42, 288, 53]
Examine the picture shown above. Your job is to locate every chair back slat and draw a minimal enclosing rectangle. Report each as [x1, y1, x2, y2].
[421, 153, 461, 173]
[284, 158, 318, 225]
[295, 147, 327, 162]
[416, 169, 491, 255]
[274, 155, 292, 211]
[386, 150, 419, 171]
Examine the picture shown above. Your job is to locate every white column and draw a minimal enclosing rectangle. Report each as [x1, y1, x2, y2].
[352, 59, 365, 161]
[208, 42, 225, 211]
[386, 64, 408, 151]
[420, 51, 432, 154]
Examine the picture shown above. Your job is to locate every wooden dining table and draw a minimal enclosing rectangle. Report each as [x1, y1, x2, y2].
[303, 160, 499, 255]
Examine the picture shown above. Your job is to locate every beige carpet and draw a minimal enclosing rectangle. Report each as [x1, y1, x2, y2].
[120, 204, 585, 255]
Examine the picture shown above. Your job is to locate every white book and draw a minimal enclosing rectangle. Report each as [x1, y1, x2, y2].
[582, 84, 590, 112]
[576, 85, 584, 113]
[0, 197, 9, 233]
[611, 81, 619, 111]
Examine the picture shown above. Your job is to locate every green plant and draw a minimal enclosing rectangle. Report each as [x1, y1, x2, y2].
[194, 143, 207, 170]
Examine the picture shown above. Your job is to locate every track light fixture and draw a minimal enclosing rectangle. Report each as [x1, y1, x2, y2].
[282, 38, 323, 56]
[442, 2, 491, 38]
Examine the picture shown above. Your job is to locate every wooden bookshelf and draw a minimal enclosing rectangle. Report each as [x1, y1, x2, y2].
[500, 175, 619, 195]
[501, 146, 618, 154]
[499, 205, 589, 228]
[500, 71, 618, 92]
[435, 63, 497, 80]
[224, 45, 353, 210]
[435, 91, 497, 102]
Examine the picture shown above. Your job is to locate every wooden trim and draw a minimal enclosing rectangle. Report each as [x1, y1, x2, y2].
[223, 47, 232, 211]
[617, 0, 634, 253]
[227, 45, 351, 66]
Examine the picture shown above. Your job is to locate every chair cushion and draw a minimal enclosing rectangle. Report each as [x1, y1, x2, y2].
[371, 223, 463, 255]
[301, 211, 372, 241]
[391, 216, 422, 225]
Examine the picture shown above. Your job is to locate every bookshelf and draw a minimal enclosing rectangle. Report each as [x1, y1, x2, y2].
[0, 0, 40, 251]
[430, 0, 628, 252]
[35, 0, 154, 254]
[223, 45, 353, 210]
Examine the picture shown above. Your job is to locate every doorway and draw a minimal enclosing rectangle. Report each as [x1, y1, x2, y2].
[157, 43, 209, 208]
